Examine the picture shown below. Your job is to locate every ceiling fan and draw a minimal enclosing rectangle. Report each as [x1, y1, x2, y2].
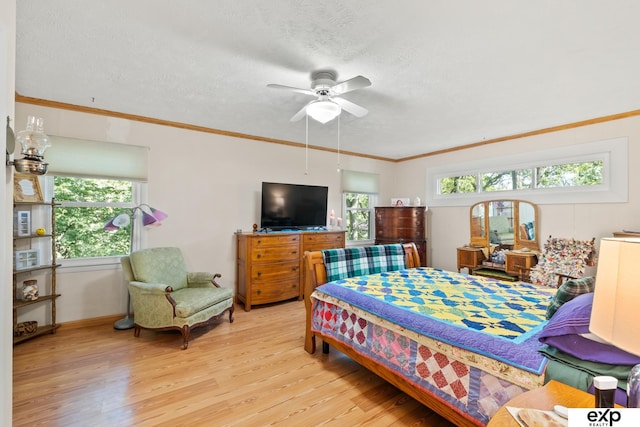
[267, 70, 371, 124]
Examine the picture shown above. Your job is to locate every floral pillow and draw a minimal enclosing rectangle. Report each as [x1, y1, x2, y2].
[530, 237, 596, 287]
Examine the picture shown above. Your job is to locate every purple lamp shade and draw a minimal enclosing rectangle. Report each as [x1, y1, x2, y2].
[141, 211, 159, 227]
[149, 207, 168, 221]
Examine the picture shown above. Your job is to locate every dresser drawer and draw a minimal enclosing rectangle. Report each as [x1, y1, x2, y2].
[375, 228, 424, 239]
[251, 261, 300, 282]
[375, 216, 423, 228]
[303, 232, 345, 252]
[251, 278, 299, 303]
[251, 244, 300, 262]
[251, 234, 300, 248]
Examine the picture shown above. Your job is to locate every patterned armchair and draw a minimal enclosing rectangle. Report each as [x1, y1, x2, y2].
[529, 236, 596, 287]
[121, 247, 234, 349]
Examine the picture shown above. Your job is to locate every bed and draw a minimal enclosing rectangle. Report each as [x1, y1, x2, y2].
[303, 243, 556, 426]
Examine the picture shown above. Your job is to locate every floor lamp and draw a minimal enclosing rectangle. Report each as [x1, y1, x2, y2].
[104, 204, 168, 330]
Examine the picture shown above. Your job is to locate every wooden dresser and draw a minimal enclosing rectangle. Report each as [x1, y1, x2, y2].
[236, 231, 345, 311]
[374, 206, 427, 266]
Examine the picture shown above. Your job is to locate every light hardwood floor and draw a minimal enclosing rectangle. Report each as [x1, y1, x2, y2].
[13, 299, 455, 427]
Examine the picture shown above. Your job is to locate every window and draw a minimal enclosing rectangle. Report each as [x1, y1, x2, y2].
[536, 161, 603, 188]
[341, 170, 380, 244]
[441, 161, 602, 195]
[482, 169, 532, 192]
[54, 176, 137, 260]
[42, 136, 150, 267]
[344, 192, 376, 242]
[427, 138, 627, 206]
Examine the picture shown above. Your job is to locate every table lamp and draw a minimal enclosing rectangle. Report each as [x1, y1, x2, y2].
[589, 237, 640, 407]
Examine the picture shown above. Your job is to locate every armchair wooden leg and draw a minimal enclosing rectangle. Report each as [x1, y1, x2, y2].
[134, 326, 141, 337]
[181, 325, 191, 350]
[228, 305, 235, 323]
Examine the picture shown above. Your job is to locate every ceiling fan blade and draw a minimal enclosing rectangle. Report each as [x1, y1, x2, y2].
[290, 101, 314, 122]
[332, 97, 368, 118]
[267, 83, 315, 96]
[331, 75, 371, 95]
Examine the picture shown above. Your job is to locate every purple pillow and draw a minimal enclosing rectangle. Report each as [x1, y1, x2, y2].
[539, 292, 640, 365]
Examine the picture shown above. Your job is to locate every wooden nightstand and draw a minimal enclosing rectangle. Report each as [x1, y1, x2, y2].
[456, 246, 485, 273]
[505, 251, 537, 281]
[488, 380, 595, 426]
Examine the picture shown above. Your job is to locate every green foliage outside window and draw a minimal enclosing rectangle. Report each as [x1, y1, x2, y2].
[440, 161, 603, 194]
[536, 161, 603, 188]
[482, 170, 532, 192]
[440, 175, 476, 194]
[345, 192, 372, 241]
[54, 176, 133, 259]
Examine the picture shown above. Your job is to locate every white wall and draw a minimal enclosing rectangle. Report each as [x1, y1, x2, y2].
[395, 116, 640, 272]
[13, 104, 640, 327]
[2, 1, 15, 425]
[14, 103, 395, 323]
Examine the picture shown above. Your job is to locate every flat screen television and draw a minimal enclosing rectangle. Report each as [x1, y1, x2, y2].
[260, 182, 328, 230]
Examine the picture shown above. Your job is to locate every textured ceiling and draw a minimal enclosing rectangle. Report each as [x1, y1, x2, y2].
[15, 1, 640, 160]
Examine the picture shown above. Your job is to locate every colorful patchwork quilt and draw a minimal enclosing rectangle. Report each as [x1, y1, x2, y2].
[311, 267, 556, 424]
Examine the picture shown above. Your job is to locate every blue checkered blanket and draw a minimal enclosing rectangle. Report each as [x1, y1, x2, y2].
[321, 244, 407, 282]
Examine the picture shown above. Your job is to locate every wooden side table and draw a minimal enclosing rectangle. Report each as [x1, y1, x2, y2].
[456, 246, 485, 273]
[505, 251, 537, 282]
[488, 380, 595, 426]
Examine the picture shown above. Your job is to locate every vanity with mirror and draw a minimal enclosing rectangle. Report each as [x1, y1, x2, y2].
[457, 200, 540, 282]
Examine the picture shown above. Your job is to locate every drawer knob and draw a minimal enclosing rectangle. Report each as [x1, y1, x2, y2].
[256, 253, 262, 259]
[257, 271, 262, 277]
[293, 266, 299, 271]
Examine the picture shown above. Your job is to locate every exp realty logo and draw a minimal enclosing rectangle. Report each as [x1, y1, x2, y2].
[569, 408, 640, 427]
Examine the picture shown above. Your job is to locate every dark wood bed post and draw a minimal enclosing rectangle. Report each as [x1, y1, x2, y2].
[303, 243, 421, 354]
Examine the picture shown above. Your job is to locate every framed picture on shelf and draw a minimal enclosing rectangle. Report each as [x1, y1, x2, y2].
[14, 173, 43, 203]
[14, 249, 40, 270]
[15, 210, 31, 236]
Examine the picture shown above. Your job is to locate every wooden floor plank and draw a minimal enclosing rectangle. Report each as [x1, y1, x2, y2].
[13, 300, 456, 426]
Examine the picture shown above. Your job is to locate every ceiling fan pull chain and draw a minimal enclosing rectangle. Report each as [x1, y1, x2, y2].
[337, 114, 341, 172]
[305, 113, 309, 175]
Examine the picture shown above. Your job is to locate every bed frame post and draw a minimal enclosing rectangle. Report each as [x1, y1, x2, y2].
[303, 250, 327, 354]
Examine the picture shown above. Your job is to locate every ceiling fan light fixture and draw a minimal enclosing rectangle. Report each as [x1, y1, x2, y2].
[306, 100, 341, 124]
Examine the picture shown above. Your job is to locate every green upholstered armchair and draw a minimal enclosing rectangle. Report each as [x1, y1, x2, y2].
[121, 247, 234, 349]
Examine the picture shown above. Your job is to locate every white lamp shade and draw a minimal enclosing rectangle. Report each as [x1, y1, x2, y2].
[112, 213, 131, 227]
[589, 237, 640, 356]
[306, 100, 341, 124]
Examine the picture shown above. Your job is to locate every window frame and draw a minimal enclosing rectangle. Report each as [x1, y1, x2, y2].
[342, 192, 377, 246]
[426, 138, 627, 207]
[44, 176, 146, 271]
